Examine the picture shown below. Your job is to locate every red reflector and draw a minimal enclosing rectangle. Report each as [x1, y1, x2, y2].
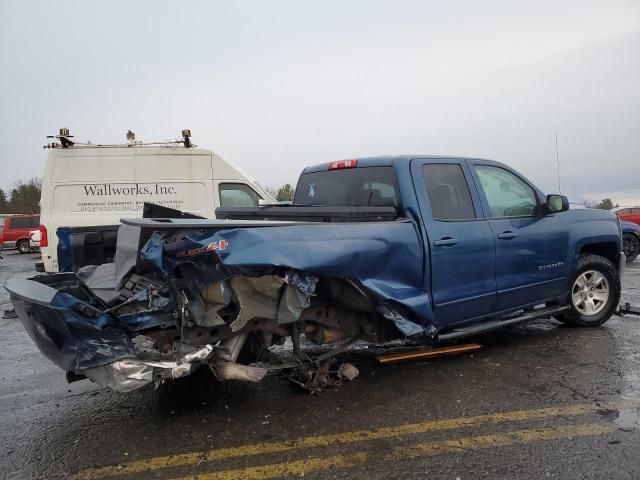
[39, 224, 48, 248]
[328, 159, 358, 170]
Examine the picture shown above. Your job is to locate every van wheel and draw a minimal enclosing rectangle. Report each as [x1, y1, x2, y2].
[558, 254, 620, 327]
[17, 240, 30, 254]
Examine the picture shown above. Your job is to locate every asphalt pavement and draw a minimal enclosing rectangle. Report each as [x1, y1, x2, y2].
[1, 249, 639, 480]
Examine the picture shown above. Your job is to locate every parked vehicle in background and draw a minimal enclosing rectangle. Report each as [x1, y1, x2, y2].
[6, 155, 625, 394]
[38, 129, 276, 272]
[1, 214, 40, 253]
[613, 206, 640, 225]
[621, 220, 640, 263]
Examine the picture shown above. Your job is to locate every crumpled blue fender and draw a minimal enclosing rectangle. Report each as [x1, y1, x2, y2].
[141, 221, 433, 333]
[10, 289, 135, 371]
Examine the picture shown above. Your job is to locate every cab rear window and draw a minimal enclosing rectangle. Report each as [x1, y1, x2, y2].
[294, 167, 400, 208]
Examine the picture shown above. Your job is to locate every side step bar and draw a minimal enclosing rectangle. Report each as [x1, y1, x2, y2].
[438, 305, 570, 341]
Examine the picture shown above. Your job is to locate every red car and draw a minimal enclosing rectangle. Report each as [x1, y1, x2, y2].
[613, 206, 640, 225]
[1, 214, 40, 253]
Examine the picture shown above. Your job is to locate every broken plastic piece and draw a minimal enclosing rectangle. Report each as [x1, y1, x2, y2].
[213, 362, 268, 382]
[337, 363, 359, 381]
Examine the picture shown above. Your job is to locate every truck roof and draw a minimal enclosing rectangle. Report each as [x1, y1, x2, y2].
[302, 155, 502, 173]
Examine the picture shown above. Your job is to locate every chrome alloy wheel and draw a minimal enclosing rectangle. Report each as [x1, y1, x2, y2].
[571, 270, 610, 316]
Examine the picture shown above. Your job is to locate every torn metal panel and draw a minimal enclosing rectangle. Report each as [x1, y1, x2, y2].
[114, 224, 142, 290]
[84, 344, 215, 392]
[83, 359, 154, 393]
[277, 284, 312, 324]
[284, 270, 318, 296]
[377, 305, 429, 338]
[77, 263, 117, 290]
[229, 276, 284, 331]
[142, 221, 432, 333]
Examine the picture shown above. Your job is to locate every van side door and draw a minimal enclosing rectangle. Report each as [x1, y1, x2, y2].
[411, 159, 496, 326]
[468, 161, 570, 311]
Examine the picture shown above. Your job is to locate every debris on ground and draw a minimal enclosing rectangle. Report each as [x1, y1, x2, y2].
[2, 308, 18, 319]
[376, 343, 483, 365]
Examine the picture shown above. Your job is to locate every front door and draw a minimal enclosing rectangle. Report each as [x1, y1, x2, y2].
[412, 159, 496, 327]
[469, 162, 570, 312]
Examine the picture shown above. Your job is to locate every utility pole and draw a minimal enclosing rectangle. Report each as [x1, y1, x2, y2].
[554, 132, 561, 194]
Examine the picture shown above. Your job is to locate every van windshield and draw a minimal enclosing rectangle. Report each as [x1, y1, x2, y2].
[294, 167, 400, 208]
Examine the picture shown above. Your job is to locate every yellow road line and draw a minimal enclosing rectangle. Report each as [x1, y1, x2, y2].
[170, 423, 615, 480]
[172, 452, 369, 480]
[71, 400, 637, 480]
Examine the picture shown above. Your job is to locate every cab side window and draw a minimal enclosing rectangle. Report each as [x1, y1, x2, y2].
[475, 165, 538, 217]
[219, 183, 261, 207]
[9, 217, 31, 229]
[422, 164, 476, 220]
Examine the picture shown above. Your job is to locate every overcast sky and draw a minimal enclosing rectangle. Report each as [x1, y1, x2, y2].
[1, 0, 639, 204]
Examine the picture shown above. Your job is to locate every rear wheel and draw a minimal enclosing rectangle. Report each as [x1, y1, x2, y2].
[623, 233, 640, 263]
[558, 254, 620, 327]
[17, 240, 30, 254]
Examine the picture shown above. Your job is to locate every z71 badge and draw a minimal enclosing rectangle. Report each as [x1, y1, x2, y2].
[177, 240, 229, 257]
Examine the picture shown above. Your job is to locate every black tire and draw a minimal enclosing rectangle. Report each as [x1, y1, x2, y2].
[623, 233, 640, 263]
[17, 240, 30, 254]
[558, 254, 620, 327]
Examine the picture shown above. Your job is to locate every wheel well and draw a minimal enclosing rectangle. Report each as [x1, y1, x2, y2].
[580, 242, 618, 265]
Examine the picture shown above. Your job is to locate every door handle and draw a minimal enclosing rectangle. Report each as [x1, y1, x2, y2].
[497, 231, 518, 240]
[434, 237, 458, 246]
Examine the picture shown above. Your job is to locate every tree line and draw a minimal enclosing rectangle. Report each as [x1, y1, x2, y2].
[585, 198, 619, 210]
[0, 178, 42, 214]
[266, 184, 295, 202]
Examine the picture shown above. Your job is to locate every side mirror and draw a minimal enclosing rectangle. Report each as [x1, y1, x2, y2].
[545, 194, 569, 214]
[258, 198, 268, 206]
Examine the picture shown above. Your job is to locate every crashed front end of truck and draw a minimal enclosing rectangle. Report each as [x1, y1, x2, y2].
[6, 218, 432, 393]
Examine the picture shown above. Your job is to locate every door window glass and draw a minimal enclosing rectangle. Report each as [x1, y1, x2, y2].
[219, 183, 260, 207]
[475, 165, 538, 217]
[422, 164, 476, 220]
[631, 208, 640, 214]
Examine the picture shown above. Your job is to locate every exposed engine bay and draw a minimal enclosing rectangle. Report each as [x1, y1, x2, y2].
[81, 268, 397, 392]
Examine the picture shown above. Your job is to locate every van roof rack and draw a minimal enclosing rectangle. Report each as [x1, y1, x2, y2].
[44, 128, 196, 149]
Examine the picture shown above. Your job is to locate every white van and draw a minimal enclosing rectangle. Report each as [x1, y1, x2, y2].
[39, 138, 275, 272]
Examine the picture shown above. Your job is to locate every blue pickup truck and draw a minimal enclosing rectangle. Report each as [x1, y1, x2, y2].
[6, 156, 625, 392]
